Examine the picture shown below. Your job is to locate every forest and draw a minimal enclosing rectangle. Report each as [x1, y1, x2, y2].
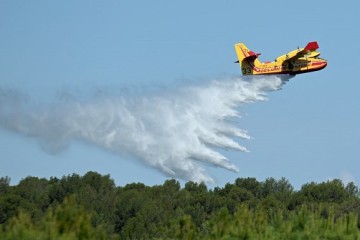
[0, 172, 359, 239]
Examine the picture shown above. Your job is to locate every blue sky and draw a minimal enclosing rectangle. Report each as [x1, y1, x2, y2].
[1, 1, 359, 189]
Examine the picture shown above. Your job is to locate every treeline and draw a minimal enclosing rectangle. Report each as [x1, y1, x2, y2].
[0, 172, 359, 239]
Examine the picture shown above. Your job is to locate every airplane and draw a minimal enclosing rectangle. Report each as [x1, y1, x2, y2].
[234, 41, 327, 76]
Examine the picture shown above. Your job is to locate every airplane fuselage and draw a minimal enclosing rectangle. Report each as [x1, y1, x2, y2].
[235, 42, 327, 76]
[242, 54, 327, 75]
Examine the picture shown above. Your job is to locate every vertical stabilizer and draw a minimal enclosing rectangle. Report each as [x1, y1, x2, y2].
[234, 43, 261, 75]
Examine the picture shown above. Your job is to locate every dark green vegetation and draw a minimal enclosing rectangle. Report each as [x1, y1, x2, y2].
[0, 172, 359, 239]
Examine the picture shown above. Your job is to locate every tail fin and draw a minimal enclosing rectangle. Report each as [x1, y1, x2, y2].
[234, 43, 262, 75]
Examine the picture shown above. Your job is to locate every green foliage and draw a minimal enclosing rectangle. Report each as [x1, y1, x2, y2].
[0, 196, 109, 240]
[0, 177, 10, 195]
[1, 172, 359, 239]
[300, 179, 350, 203]
[201, 205, 360, 239]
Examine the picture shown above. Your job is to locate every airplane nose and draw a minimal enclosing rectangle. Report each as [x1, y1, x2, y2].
[322, 61, 327, 68]
[318, 61, 327, 71]
[312, 61, 327, 70]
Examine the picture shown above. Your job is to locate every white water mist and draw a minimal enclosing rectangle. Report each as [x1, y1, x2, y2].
[0, 75, 288, 183]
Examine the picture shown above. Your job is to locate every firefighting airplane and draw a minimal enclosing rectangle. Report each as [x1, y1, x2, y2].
[234, 41, 327, 75]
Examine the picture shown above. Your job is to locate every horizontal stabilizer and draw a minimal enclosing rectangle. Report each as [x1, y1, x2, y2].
[244, 51, 261, 60]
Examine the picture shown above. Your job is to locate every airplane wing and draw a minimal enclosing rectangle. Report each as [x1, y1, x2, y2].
[284, 41, 319, 60]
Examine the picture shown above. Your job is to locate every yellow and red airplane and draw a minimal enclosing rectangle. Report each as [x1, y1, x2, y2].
[235, 41, 327, 76]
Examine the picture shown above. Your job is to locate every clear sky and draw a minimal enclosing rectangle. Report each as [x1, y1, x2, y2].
[1, 1, 359, 189]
